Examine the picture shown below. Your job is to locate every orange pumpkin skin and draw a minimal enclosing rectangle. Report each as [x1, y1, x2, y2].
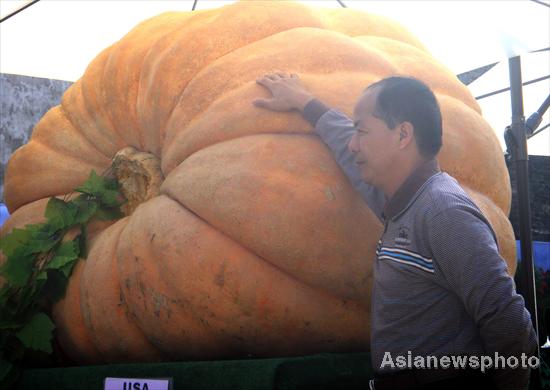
[1, 1, 515, 363]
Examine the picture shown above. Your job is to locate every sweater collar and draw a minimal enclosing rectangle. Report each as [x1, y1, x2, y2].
[382, 158, 441, 221]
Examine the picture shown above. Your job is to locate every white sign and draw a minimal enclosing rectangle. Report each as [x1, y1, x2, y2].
[104, 377, 172, 390]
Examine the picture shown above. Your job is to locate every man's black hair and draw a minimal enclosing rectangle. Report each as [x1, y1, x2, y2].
[367, 76, 443, 159]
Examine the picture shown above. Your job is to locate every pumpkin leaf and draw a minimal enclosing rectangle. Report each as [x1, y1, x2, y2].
[58, 262, 76, 279]
[0, 252, 36, 288]
[99, 189, 122, 208]
[0, 288, 15, 315]
[0, 169, 123, 375]
[76, 170, 122, 208]
[72, 196, 99, 225]
[15, 313, 55, 354]
[0, 224, 53, 258]
[45, 198, 77, 230]
[0, 357, 13, 383]
[0, 224, 60, 288]
[1, 225, 58, 260]
[16, 279, 45, 315]
[0, 227, 31, 258]
[46, 241, 78, 272]
[27, 227, 59, 254]
[74, 170, 104, 195]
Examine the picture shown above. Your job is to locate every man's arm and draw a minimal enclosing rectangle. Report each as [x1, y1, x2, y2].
[254, 73, 385, 218]
[302, 100, 385, 218]
[427, 206, 538, 390]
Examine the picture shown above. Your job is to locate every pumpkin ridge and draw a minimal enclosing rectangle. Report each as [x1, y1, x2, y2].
[435, 94, 511, 214]
[161, 26, 398, 160]
[122, 195, 369, 358]
[82, 54, 130, 154]
[352, 35, 481, 113]
[4, 141, 109, 212]
[61, 47, 129, 159]
[79, 218, 165, 362]
[157, 190, 361, 302]
[161, 81, 311, 174]
[100, 41, 146, 151]
[160, 67, 387, 174]
[160, 76, 318, 171]
[138, 3, 326, 154]
[115, 197, 239, 359]
[353, 35, 481, 115]
[28, 107, 111, 169]
[102, 12, 196, 153]
[135, 9, 226, 154]
[428, 92, 507, 211]
[20, 138, 108, 175]
[317, 7, 428, 50]
[52, 260, 105, 364]
[161, 133, 377, 301]
[155, 243, 371, 355]
[58, 105, 113, 160]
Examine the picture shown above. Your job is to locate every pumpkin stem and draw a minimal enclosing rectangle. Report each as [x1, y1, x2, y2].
[112, 147, 164, 215]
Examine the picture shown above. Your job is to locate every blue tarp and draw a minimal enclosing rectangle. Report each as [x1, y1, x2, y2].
[0, 203, 9, 227]
[517, 241, 550, 271]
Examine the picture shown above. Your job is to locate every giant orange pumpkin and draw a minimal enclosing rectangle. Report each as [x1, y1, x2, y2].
[1, 1, 515, 364]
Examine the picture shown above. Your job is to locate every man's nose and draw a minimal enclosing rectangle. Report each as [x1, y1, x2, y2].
[348, 133, 358, 153]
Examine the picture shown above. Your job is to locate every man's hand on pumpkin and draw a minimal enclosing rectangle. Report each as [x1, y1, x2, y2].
[254, 73, 315, 112]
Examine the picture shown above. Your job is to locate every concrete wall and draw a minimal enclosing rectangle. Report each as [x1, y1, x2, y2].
[0, 73, 72, 201]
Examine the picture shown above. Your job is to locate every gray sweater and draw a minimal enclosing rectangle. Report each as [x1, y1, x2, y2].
[303, 100, 538, 390]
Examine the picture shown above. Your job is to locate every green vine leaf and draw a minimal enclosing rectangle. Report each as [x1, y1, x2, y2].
[45, 198, 77, 231]
[15, 313, 55, 354]
[0, 225, 57, 259]
[76, 170, 121, 208]
[72, 197, 99, 225]
[0, 357, 13, 383]
[0, 252, 35, 288]
[0, 169, 125, 381]
[0, 227, 32, 257]
[46, 240, 79, 276]
[59, 262, 77, 279]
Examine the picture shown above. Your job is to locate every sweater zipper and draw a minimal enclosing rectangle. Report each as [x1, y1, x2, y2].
[383, 219, 389, 234]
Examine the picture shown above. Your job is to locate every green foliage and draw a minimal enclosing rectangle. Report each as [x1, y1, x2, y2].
[46, 241, 79, 277]
[15, 313, 55, 354]
[76, 170, 121, 208]
[0, 170, 123, 386]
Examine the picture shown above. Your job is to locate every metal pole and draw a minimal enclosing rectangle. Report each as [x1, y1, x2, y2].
[0, 0, 40, 24]
[507, 55, 541, 390]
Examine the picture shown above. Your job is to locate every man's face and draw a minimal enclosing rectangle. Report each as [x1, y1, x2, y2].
[348, 87, 401, 187]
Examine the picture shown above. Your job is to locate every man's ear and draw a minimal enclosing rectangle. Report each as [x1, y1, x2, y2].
[398, 121, 414, 149]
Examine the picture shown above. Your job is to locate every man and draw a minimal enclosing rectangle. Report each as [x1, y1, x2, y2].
[253, 73, 537, 389]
